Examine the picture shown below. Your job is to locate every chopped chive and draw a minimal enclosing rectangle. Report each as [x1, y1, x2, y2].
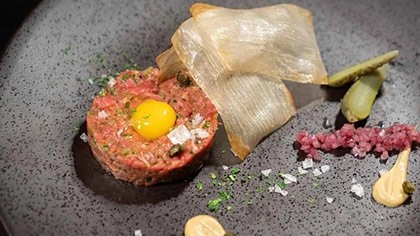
[230, 167, 241, 175]
[62, 45, 71, 55]
[278, 180, 286, 190]
[209, 172, 217, 179]
[196, 181, 203, 190]
[312, 182, 322, 189]
[307, 197, 316, 204]
[208, 198, 223, 211]
[219, 191, 231, 200]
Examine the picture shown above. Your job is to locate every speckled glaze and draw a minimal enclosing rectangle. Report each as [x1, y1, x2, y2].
[1, 0, 419, 235]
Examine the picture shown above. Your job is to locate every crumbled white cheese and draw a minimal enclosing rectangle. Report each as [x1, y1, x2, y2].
[167, 125, 192, 145]
[326, 196, 334, 203]
[298, 166, 308, 175]
[134, 229, 143, 236]
[268, 186, 275, 193]
[321, 165, 330, 173]
[280, 173, 297, 184]
[302, 158, 313, 169]
[222, 165, 229, 171]
[191, 113, 204, 127]
[98, 110, 108, 119]
[351, 183, 364, 198]
[274, 184, 288, 196]
[313, 168, 322, 177]
[107, 76, 116, 87]
[378, 169, 388, 176]
[351, 178, 358, 184]
[80, 133, 88, 142]
[190, 128, 210, 139]
[260, 169, 272, 177]
[88, 78, 94, 85]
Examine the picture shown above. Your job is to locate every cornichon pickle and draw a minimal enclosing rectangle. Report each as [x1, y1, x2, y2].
[328, 50, 398, 87]
[341, 64, 388, 123]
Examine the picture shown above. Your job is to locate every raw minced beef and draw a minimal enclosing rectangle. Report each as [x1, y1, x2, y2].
[296, 123, 420, 160]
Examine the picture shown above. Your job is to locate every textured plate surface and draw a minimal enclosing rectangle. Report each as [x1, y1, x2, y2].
[1, 0, 420, 235]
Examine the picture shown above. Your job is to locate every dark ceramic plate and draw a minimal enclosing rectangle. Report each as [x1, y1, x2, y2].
[1, 0, 419, 235]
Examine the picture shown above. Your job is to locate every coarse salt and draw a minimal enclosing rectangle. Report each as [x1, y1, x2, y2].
[302, 158, 313, 169]
[134, 229, 143, 236]
[321, 165, 330, 173]
[351, 183, 364, 198]
[260, 169, 272, 177]
[326, 196, 334, 203]
[298, 166, 308, 175]
[107, 76, 116, 87]
[313, 168, 322, 177]
[191, 113, 204, 127]
[98, 110, 108, 119]
[190, 128, 210, 139]
[80, 133, 88, 142]
[167, 125, 192, 145]
[280, 173, 297, 184]
[274, 184, 288, 196]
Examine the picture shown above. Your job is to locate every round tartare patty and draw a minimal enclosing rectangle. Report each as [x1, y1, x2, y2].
[86, 69, 218, 186]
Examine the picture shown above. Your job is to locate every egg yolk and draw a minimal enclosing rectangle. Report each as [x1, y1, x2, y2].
[131, 99, 176, 140]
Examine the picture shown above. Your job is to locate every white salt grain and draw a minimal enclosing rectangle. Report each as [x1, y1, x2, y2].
[351, 183, 364, 198]
[80, 133, 88, 143]
[313, 168, 322, 177]
[298, 167, 308, 175]
[321, 165, 330, 173]
[280, 173, 297, 184]
[302, 158, 313, 169]
[134, 229, 143, 236]
[191, 113, 204, 127]
[167, 125, 192, 145]
[326, 196, 334, 203]
[98, 110, 108, 119]
[274, 185, 288, 196]
[107, 76, 116, 87]
[260, 169, 272, 177]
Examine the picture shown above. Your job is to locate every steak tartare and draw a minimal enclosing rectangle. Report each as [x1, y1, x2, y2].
[86, 69, 218, 186]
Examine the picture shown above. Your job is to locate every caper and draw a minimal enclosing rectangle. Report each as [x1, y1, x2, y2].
[168, 144, 184, 157]
[176, 71, 192, 87]
[403, 180, 415, 194]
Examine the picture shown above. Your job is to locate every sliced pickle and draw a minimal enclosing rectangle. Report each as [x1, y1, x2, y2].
[328, 50, 398, 87]
[341, 64, 388, 122]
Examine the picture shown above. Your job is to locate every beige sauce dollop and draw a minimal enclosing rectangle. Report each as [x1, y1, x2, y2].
[184, 215, 226, 236]
[372, 148, 411, 207]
